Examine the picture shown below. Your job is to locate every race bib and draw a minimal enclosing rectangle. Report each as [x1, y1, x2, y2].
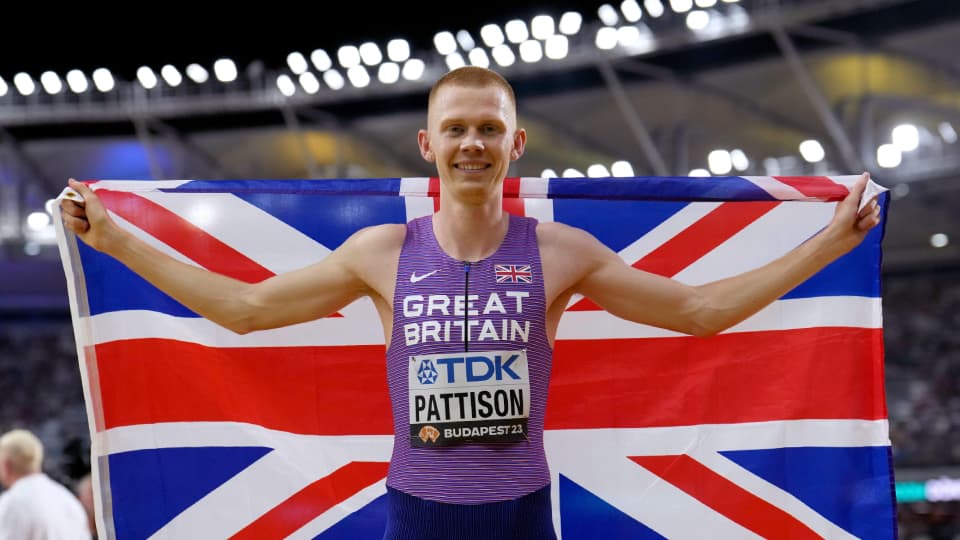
[408, 350, 530, 447]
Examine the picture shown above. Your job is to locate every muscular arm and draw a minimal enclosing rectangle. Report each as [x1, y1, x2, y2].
[542, 173, 882, 337]
[60, 179, 402, 334]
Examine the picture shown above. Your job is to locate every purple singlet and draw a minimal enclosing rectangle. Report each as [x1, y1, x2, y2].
[385, 213, 552, 504]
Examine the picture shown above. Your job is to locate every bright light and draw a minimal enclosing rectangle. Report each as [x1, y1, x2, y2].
[544, 35, 569, 59]
[299, 72, 320, 94]
[26, 211, 50, 231]
[876, 143, 901, 168]
[323, 69, 346, 90]
[541, 169, 558, 178]
[621, 0, 643, 22]
[611, 160, 634, 176]
[213, 59, 237, 82]
[686, 10, 710, 30]
[185, 64, 208, 83]
[66, 70, 88, 93]
[689, 168, 710, 177]
[359, 42, 383, 66]
[402, 59, 425, 81]
[595, 27, 619, 50]
[378, 62, 400, 84]
[708, 149, 732, 174]
[519, 40, 543, 63]
[276, 74, 295, 96]
[558, 12, 583, 35]
[644, 0, 665, 17]
[456, 30, 476, 51]
[892, 124, 919, 152]
[434, 31, 457, 55]
[40, 71, 63, 94]
[930, 233, 949, 248]
[670, 0, 693, 13]
[287, 52, 309, 74]
[92, 68, 115, 92]
[311, 49, 333, 71]
[598, 4, 620, 25]
[587, 164, 611, 177]
[161, 65, 182, 87]
[695, 0, 717, 6]
[939, 122, 957, 143]
[446, 52, 466, 70]
[13, 73, 36, 96]
[799, 139, 825, 162]
[562, 168, 585, 178]
[137, 66, 158, 89]
[387, 40, 410, 62]
[481, 24, 506, 47]
[347, 65, 371, 88]
[338, 46, 361, 68]
[730, 149, 749, 171]
[531, 15, 555, 39]
[617, 25, 641, 46]
[505, 20, 529, 43]
[492, 44, 516, 67]
[0, 76, 7, 97]
[468, 48, 491, 67]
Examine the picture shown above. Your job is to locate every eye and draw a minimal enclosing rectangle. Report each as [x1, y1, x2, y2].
[447, 125, 464, 135]
[483, 124, 500, 135]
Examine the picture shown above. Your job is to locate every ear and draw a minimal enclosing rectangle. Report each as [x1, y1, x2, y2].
[417, 129, 435, 162]
[510, 128, 527, 161]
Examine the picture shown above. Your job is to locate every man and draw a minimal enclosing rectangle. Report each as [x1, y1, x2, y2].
[60, 66, 881, 539]
[0, 429, 91, 540]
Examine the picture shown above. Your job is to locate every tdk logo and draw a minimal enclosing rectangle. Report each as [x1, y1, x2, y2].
[420, 354, 521, 384]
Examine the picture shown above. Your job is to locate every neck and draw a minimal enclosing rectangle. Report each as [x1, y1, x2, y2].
[433, 196, 509, 262]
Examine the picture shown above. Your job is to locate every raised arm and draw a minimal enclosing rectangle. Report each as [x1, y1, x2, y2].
[60, 179, 402, 334]
[545, 173, 882, 337]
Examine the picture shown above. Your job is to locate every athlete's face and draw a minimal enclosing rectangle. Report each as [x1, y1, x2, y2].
[418, 84, 525, 203]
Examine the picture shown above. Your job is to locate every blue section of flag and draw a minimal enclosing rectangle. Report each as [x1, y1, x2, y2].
[169, 179, 405, 196]
[77, 241, 198, 318]
[109, 446, 271, 540]
[720, 446, 896, 540]
[232, 193, 408, 249]
[560, 475, 667, 539]
[553, 200, 688, 253]
[548, 176, 777, 202]
[783, 225, 884, 299]
[313, 494, 387, 539]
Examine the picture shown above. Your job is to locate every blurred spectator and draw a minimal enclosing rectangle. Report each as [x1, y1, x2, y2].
[0, 428, 90, 539]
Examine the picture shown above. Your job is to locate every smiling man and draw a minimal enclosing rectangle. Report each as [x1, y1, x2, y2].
[61, 66, 881, 539]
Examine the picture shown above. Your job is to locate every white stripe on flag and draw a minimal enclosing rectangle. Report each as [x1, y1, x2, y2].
[288, 480, 388, 539]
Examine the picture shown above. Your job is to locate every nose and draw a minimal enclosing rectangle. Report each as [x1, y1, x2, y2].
[460, 130, 484, 152]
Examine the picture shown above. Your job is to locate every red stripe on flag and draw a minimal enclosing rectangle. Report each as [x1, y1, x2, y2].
[97, 190, 274, 284]
[546, 327, 886, 429]
[94, 339, 393, 434]
[427, 176, 525, 215]
[631, 455, 822, 539]
[773, 176, 849, 200]
[230, 461, 389, 540]
[429, 177, 441, 212]
[569, 201, 779, 311]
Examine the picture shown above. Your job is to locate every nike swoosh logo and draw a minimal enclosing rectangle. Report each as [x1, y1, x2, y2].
[410, 270, 439, 283]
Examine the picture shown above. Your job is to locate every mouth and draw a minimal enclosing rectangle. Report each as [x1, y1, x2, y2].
[455, 163, 491, 171]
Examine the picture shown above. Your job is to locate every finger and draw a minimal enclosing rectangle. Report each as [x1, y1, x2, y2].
[60, 199, 86, 217]
[67, 178, 94, 201]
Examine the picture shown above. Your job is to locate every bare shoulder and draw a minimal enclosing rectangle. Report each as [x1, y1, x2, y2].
[344, 223, 406, 253]
[536, 221, 606, 254]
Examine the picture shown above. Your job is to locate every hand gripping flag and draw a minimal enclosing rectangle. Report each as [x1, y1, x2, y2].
[55, 176, 895, 539]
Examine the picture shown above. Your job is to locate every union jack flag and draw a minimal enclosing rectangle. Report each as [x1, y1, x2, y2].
[494, 264, 534, 284]
[55, 175, 895, 539]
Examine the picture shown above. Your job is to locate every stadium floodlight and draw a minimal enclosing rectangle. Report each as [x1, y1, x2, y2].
[598, 4, 620, 25]
[378, 62, 400, 84]
[892, 124, 919, 152]
[468, 48, 490, 68]
[13, 73, 36, 96]
[544, 35, 569, 59]
[456, 30, 476, 51]
[930, 233, 949, 248]
[799, 139, 825, 162]
[644, 0, 665, 17]
[137, 67, 158, 90]
[558, 12, 583, 35]
[708, 149, 732, 174]
[686, 10, 710, 30]
[0, 76, 7, 97]
[730, 149, 749, 171]
[434, 31, 457, 55]
[276, 74, 296, 97]
[505, 19, 529, 43]
[695, 0, 717, 7]
[337, 46, 361, 69]
[26, 211, 50, 231]
[670, 0, 693, 13]
[92, 68, 115, 92]
[481, 24, 506, 47]
[876, 143, 901, 168]
[562, 168, 585, 177]
[446, 52, 466, 71]
[531, 15, 555, 40]
[311, 49, 333, 71]
[161, 65, 183, 87]
[587, 164, 611, 177]
[387, 39, 410, 62]
[213, 59, 238, 83]
[186, 64, 209, 84]
[595, 27, 619, 50]
[519, 40, 543, 63]
[611, 160, 634, 177]
[40, 71, 63, 94]
[323, 69, 346, 90]
[359, 42, 383, 66]
[347, 65, 371, 88]
[299, 72, 320, 94]
[618, 25, 641, 46]
[940, 122, 957, 144]
[621, 0, 643, 22]
[491, 44, 516, 67]
[287, 52, 309, 74]
[65, 70, 88, 93]
[689, 168, 710, 176]
[402, 59, 425, 81]
[541, 169, 558, 178]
